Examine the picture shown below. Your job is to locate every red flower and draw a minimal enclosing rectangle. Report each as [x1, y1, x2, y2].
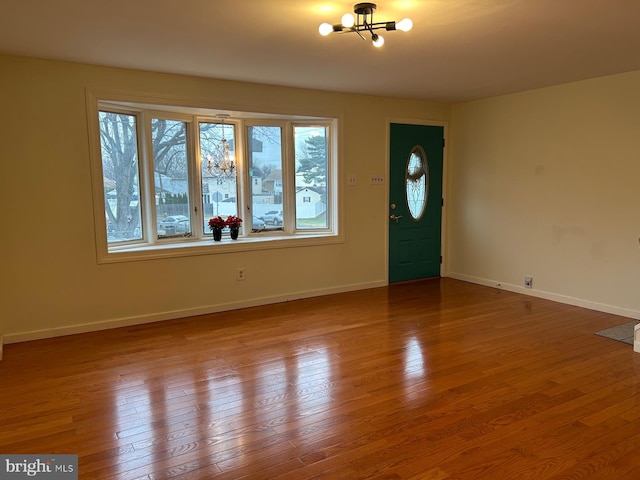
[225, 215, 243, 227]
[208, 216, 226, 230]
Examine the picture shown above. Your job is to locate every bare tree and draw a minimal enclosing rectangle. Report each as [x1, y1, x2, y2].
[100, 112, 140, 239]
[100, 113, 190, 240]
[151, 119, 187, 217]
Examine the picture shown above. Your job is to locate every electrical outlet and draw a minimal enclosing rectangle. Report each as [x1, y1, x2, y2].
[237, 267, 245, 281]
[348, 175, 357, 186]
[370, 175, 384, 185]
[524, 276, 533, 289]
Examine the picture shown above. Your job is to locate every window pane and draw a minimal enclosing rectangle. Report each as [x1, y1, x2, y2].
[248, 126, 283, 231]
[199, 121, 238, 232]
[99, 111, 143, 243]
[406, 146, 428, 220]
[295, 126, 328, 229]
[151, 119, 191, 237]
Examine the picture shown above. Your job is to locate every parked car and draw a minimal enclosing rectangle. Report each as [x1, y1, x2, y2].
[159, 215, 189, 234]
[261, 210, 283, 226]
[252, 216, 266, 230]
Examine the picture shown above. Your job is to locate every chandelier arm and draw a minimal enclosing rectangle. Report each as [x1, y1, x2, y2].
[363, 20, 377, 41]
[352, 21, 389, 32]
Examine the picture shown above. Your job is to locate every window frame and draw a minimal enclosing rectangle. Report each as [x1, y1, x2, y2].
[147, 110, 197, 241]
[292, 123, 332, 232]
[197, 116, 243, 234]
[244, 119, 289, 234]
[97, 107, 146, 245]
[86, 89, 343, 264]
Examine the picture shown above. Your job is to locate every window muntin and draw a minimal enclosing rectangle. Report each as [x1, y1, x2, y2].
[406, 146, 428, 220]
[99, 111, 143, 244]
[92, 98, 337, 259]
[294, 126, 328, 229]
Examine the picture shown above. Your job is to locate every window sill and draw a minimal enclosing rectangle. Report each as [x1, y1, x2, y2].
[99, 232, 343, 264]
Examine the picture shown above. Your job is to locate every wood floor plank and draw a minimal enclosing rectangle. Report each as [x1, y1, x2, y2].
[1, 279, 639, 479]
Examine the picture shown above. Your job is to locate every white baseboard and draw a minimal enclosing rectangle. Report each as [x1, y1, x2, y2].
[447, 272, 640, 320]
[4, 280, 388, 345]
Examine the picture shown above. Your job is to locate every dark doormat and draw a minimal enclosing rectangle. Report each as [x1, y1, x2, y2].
[595, 322, 639, 345]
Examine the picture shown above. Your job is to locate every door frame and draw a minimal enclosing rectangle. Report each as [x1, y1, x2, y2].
[385, 118, 449, 283]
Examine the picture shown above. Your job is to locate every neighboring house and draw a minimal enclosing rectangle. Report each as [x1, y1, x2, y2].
[250, 176, 263, 193]
[201, 174, 236, 203]
[105, 172, 186, 216]
[107, 171, 239, 218]
[262, 169, 282, 194]
[201, 174, 237, 217]
[296, 186, 325, 219]
[155, 172, 185, 196]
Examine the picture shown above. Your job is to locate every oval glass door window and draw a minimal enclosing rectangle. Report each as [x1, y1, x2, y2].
[406, 146, 428, 220]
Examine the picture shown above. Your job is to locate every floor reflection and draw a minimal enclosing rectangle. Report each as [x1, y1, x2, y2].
[403, 336, 427, 402]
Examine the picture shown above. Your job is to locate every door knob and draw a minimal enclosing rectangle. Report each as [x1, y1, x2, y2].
[390, 214, 403, 223]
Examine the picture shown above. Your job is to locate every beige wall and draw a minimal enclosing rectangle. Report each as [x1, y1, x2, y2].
[449, 70, 640, 317]
[0, 55, 451, 342]
[6, 54, 636, 344]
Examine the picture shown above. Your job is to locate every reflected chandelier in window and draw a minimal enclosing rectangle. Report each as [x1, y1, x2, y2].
[206, 114, 236, 178]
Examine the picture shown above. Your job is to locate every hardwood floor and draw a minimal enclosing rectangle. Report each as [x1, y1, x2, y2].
[1, 279, 640, 479]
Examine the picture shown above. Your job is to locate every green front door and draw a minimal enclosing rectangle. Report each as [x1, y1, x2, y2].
[389, 123, 444, 283]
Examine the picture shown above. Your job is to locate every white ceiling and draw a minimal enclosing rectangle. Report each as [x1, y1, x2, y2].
[2, 0, 640, 102]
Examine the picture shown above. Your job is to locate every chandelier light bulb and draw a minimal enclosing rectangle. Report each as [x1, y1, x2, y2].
[372, 34, 385, 47]
[318, 22, 333, 36]
[341, 13, 355, 28]
[396, 18, 413, 32]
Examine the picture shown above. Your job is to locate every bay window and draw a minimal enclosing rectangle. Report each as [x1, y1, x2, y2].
[88, 93, 339, 263]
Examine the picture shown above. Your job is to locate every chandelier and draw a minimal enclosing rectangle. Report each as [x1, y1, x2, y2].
[206, 114, 236, 178]
[318, 2, 413, 48]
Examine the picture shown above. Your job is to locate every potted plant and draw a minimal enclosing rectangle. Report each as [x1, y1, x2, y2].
[226, 215, 242, 240]
[208, 216, 226, 241]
